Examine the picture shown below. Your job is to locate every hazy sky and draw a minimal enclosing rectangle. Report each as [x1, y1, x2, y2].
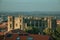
[0, 0, 60, 12]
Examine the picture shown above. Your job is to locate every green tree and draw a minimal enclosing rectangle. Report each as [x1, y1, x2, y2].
[26, 27, 40, 34]
[43, 27, 53, 35]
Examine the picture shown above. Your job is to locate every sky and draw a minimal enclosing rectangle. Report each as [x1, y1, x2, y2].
[0, 0, 60, 12]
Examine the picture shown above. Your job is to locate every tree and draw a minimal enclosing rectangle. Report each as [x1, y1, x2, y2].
[43, 27, 53, 35]
[26, 27, 40, 34]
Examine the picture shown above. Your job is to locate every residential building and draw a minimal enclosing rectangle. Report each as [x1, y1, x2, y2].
[8, 16, 57, 34]
[23, 16, 57, 34]
[57, 20, 60, 25]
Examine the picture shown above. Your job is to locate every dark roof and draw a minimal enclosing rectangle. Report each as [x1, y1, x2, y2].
[9, 29, 27, 34]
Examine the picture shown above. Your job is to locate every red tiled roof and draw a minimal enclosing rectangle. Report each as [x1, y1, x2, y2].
[0, 32, 4, 35]
[0, 22, 7, 28]
[5, 34, 50, 40]
[57, 20, 60, 24]
[29, 34, 49, 40]
[5, 30, 51, 40]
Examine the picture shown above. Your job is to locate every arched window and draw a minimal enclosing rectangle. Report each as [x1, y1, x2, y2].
[27, 36, 33, 40]
[16, 36, 20, 40]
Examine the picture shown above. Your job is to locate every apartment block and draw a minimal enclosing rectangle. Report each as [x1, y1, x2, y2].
[8, 16, 57, 34]
[24, 16, 56, 32]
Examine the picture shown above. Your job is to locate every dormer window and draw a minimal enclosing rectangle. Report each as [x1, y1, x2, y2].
[27, 36, 33, 40]
[16, 36, 20, 40]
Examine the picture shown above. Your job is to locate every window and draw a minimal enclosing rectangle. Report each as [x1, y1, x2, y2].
[20, 25, 21, 29]
[16, 37, 20, 40]
[27, 36, 33, 40]
[6, 34, 12, 38]
[10, 24, 12, 28]
[16, 24, 17, 27]
[10, 18, 12, 21]
[17, 32, 20, 34]
[20, 20, 21, 23]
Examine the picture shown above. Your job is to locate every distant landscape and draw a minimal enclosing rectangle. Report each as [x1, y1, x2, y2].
[0, 11, 60, 19]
